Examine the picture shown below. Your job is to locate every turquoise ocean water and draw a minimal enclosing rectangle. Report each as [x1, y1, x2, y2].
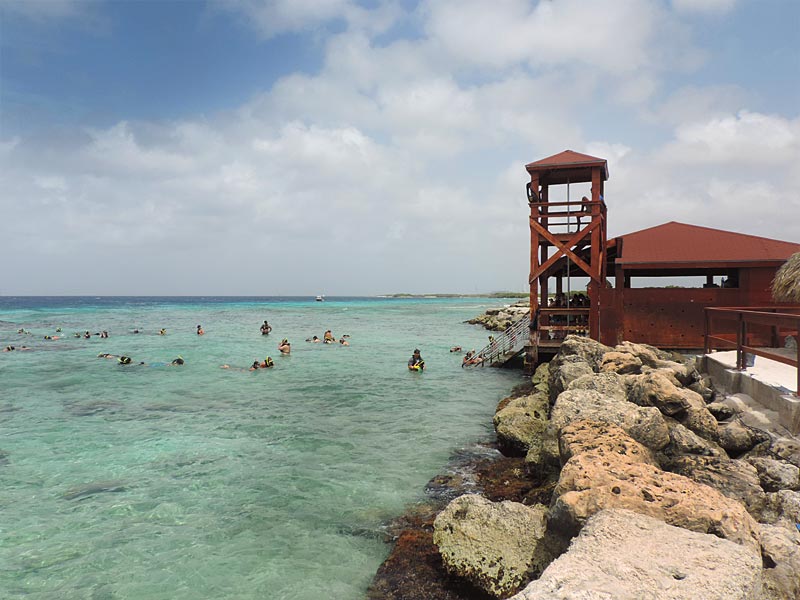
[0, 297, 519, 599]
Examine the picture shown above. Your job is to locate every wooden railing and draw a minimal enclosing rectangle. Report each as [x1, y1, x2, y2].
[704, 306, 800, 394]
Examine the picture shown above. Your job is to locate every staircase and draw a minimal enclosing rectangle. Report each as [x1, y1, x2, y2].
[465, 311, 530, 368]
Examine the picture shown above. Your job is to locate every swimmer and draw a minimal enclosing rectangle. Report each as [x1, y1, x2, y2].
[462, 350, 483, 367]
[260, 357, 274, 368]
[339, 338, 349, 346]
[3, 346, 14, 352]
[170, 357, 185, 366]
[84, 331, 91, 339]
[197, 325, 205, 336]
[159, 329, 166, 336]
[408, 349, 425, 371]
[250, 361, 261, 371]
[133, 329, 140, 334]
[278, 339, 291, 354]
[56, 328, 62, 332]
[323, 330, 335, 343]
[450, 346, 462, 353]
[97, 353, 119, 359]
[44, 335, 60, 340]
[220, 363, 256, 372]
[118, 356, 133, 365]
[100, 331, 109, 338]
[260, 320, 272, 335]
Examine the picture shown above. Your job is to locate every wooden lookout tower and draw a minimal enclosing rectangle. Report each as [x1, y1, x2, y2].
[526, 150, 609, 367]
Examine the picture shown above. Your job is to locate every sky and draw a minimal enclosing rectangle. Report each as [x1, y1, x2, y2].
[1, 0, 798, 296]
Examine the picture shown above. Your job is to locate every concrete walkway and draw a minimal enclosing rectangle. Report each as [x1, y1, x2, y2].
[703, 350, 800, 435]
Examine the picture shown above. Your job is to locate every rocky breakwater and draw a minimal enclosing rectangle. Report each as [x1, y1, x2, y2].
[467, 302, 529, 332]
[427, 336, 800, 599]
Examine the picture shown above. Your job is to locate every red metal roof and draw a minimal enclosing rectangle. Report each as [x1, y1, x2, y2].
[525, 150, 609, 179]
[615, 221, 800, 267]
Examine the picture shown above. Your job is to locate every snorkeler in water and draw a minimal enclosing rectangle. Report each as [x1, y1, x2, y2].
[197, 325, 205, 336]
[278, 339, 291, 354]
[408, 349, 425, 371]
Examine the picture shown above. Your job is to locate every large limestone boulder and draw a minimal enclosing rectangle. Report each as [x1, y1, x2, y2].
[681, 404, 720, 442]
[599, 351, 642, 375]
[614, 341, 676, 367]
[706, 401, 735, 421]
[547, 336, 611, 402]
[564, 371, 627, 402]
[493, 393, 549, 455]
[530, 362, 549, 395]
[550, 389, 670, 451]
[760, 490, 800, 529]
[759, 524, 800, 600]
[523, 426, 560, 478]
[547, 355, 593, 403]
[629, 371, 719, 440]
[746, 457, 800, 492]
[664, 422, 726, 458]
[662, 455, 766, 518]
[770, 438, 800, 468]
[550, 430, 761, 551]
[556, 335, 610, 370]
[558, 420, 659, 466]
[688, 380, 716, 403]
[510, 509, 762, 600]
[718, 421, 760, 457]
[629, 371, 703, 417]
[433, 495, 553, 598]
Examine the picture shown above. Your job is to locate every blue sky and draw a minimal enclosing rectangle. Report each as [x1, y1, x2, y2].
[1, 0, 798, 295]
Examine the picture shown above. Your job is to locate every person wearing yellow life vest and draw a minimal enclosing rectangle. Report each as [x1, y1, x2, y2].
[407, 349, 425, 371]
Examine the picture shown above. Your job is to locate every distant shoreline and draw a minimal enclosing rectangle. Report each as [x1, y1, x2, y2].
[380, 292, 528, 299]
[1, 293, 529, 299]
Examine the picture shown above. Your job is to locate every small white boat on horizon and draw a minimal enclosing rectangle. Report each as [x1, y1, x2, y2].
[315, 295, 325, 302]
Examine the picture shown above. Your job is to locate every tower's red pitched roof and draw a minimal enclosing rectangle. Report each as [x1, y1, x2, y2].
[615, 221, 800, 266]
[525, 150, 609, 183]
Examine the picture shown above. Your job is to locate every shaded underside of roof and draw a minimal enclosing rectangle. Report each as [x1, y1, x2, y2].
[615, 222, 800, 267]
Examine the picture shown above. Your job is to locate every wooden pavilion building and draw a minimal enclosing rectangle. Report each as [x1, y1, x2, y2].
[524, 150, 800, 368]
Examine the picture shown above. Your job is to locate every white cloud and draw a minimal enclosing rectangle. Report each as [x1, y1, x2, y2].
[649, 84, 751, 126]
[422, 0, 697, 75]
[1, 0, 798, 294]
[660, 110, 800, 165]
[671, 0, 737, 14]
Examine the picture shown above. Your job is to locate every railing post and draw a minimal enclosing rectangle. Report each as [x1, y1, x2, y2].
[736, 312, 744, 371]
[704, 309, 710, 354]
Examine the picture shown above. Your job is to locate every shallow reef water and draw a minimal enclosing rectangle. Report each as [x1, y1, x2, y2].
[0, 296, 518, 599]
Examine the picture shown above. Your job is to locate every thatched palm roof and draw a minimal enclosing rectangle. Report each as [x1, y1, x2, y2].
[772, 252, 800, 302]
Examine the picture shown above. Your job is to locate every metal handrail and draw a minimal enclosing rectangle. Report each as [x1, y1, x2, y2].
[704, 306, 800, 394]
[465, 311, 530, 368]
